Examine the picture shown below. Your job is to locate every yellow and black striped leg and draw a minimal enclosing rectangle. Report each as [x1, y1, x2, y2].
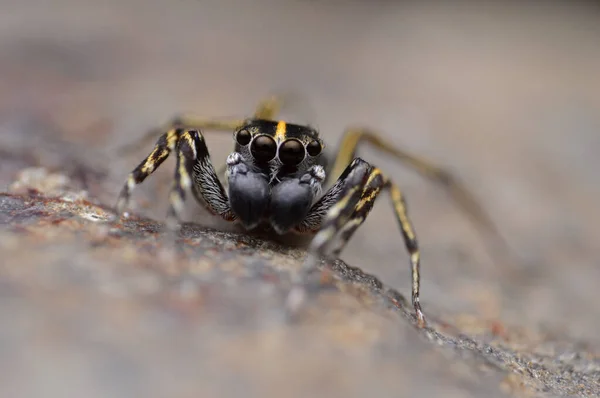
[164, 133, 192, 231]
[387, 182, 424, 327]
[288, 157, 426, 327]
[328, 127, 510, 268]
[116, 128, 182, 215]
[330, 173, 425, 327]
[116, 128, 235, 228]
[172, 129, 236, 224]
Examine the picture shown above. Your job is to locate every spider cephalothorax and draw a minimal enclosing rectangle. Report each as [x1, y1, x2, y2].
[116, 96, 506, 328]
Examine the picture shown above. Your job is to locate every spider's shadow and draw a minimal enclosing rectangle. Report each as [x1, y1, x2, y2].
[177, 220, 315, 249]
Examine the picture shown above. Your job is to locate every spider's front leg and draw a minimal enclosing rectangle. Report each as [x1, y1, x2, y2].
[115, 128, 236, 230]
[116, 128, 182, 215]
[287, 158, 426, 327]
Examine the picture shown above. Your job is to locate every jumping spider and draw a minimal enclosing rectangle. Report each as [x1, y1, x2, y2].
[116, 96, 503, 327]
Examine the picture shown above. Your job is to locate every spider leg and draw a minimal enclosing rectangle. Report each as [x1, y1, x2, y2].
[287, 158, 426, 327]
[116, 128, 236, 227]
[116, 128, 182, 214]
[327, 127, 510, 266]
[165, 129, 236, 229]
[329, 171, 424, 327]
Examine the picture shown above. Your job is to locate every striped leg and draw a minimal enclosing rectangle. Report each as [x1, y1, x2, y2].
[176, 130, 236, 223]
[287, 158, 426, 327]
[330, 173, 424, 327]
[116, 128, 182, 215]
[387, 182, 423, 327]
[115, 128, 235, 228]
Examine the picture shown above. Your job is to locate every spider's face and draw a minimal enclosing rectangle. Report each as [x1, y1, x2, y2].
[225, 118, 326, 233]
[232, 119, 324, 181]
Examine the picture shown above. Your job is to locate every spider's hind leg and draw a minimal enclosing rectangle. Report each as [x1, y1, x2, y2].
[327, 127, 511, 272]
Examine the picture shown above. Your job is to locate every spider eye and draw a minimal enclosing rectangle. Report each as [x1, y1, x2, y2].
[250, 135, 277, 163]
[306, 140, 322, 157]
[278, 139, 305, 166]
[236, 129, 252, 146]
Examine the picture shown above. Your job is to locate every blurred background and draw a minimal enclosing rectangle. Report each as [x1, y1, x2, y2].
[1, 0, 600, 395]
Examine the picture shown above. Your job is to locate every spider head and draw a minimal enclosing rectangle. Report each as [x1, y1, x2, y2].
[227, 119, 326, 231]
[232, 119, 324, 179]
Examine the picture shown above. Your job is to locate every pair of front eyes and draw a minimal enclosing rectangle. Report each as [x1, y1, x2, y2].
[235, 129, 322, 166]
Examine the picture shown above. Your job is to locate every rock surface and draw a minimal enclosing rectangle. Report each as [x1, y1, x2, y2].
[1, 170, 599, 398]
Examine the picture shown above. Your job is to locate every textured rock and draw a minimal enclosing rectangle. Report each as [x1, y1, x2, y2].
[1, 171, 599, 397]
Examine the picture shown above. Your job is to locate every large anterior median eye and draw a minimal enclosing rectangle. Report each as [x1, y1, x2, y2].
[250, 135, 277, 163]
[278, 139, 305, 166]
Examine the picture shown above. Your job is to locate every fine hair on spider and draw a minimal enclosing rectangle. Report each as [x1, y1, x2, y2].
[115, 95, 509, 328]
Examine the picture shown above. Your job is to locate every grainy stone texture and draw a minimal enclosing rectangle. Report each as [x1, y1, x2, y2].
[1, 1, 600, 397]
[1, 172, 599, 398]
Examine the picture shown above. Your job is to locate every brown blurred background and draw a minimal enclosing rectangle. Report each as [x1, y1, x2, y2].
[1, 0, 600, 393]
